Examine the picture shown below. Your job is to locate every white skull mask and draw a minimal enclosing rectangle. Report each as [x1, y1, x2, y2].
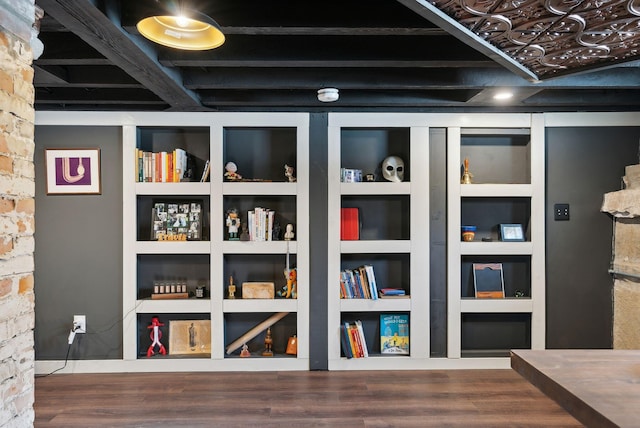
[382, 156, 405, 182]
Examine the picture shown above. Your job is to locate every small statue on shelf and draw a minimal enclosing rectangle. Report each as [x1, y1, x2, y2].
[228, 276, 236, 299]
[277, 268, 297, 299]
[146, 316, 166, 357]
[262, 327, 274, 357]
[240, 343, 251, 357]
[226, 208, 241, 240]
[284, 164, 296, 182]
[224, 161, 243, 181]
[461, 157, 473, 184]
[272, 221, 281, 241]
[284, 223, 294, 241]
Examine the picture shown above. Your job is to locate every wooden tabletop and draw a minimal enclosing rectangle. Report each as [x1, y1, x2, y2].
[511, 349, 640, 428]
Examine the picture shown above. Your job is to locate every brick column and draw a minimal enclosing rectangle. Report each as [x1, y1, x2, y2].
[0, 1, 37, 426]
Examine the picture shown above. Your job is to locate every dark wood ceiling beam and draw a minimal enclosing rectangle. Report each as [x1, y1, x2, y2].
[34, 86, 163, 102]
[184, 66, 640, 90]
[36, 0, 203, 110]
[219, 27, 448, 36]
[33, 66, 68, 85]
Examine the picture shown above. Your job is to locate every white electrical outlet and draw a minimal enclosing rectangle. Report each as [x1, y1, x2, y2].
[73, 315, 86, 333]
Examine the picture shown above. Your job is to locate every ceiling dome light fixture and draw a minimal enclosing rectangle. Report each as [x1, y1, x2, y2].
[317, 88, 339, 102]
[137, 5, 225, 51]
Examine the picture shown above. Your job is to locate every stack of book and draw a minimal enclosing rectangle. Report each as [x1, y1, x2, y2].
[247, 207, 275, 241]
[135, 148, 190, 183]
[339, 265, 378, 299]
[340, 320, 368, 358]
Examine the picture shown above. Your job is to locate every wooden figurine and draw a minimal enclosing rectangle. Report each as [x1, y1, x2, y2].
[262, 327, 274, 356]
[228, 276, 236, 299]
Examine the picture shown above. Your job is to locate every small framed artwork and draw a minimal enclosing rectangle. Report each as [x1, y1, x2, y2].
[45, 148, 101, 195]
[473, 263, 505, 299]
[499, 223, 525, 242]
[169, 320, 211, 356]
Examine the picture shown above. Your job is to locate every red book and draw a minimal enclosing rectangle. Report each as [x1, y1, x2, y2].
[340, 208, 359, 240]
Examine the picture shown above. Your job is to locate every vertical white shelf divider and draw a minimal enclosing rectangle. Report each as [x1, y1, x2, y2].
[409, 126, 430, 359]
[122, 125, 137, 361]
[530, 114, 546, 350]
[210, 123, 224, 360]
[446, 127, 462, 359]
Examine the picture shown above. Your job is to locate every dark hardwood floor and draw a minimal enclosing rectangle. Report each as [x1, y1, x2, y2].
[35, 370, 583, 427]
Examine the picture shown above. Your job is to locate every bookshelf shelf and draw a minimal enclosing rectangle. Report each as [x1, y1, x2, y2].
[340, 182, 411, 195]
[340, 298, 411, 312]
[340, 240, 410, 254]
[137, 299, 212, 313]
[135, 182, 211, 195]
[223, 299, 299, 313]
[223, 182, 297, 196]
[222, 240, 297, 254]
[123, 114, 310, 370]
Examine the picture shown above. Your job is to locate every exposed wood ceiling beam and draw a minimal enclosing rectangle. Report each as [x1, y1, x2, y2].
[36, 0, 204, 110]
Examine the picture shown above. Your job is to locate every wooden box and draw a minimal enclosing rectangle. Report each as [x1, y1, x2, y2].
[242, 282, 275, 299]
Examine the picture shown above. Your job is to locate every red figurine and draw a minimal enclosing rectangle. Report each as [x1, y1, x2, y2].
[147, 316, 167, 357]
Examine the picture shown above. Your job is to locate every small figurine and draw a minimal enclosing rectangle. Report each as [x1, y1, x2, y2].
[146, 316, 167, 357]
[461, 157, 473, 184]
[284, 164, 296, 182]
[240, 343, 251, 357]
[272, 222, 281, 241]
[227, 276, 236, 299]
[262, 327, 274, 357]
[224, 161, 242, 181]
[239, 224, 250, 241]
[284, 223, 294, 241]
[228, 276, 236, 299]
[226, 208, 241, 240]
[277, 268, 297, 299]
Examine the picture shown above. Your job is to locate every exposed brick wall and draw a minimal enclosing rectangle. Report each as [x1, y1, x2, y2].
[0, 3, 36, 426]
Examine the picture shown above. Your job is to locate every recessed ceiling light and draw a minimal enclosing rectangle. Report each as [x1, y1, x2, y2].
[493, 91, 513, 100]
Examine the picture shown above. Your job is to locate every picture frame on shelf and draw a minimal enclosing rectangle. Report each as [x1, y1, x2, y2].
[472, 263, 505, 299]
[169, 320, 211, 356]
[151, 200, 203, 241]
[499, 223, 525, 242]
[45, 148, 101, 195]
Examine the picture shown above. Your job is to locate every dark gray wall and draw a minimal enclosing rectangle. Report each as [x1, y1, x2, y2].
[429, 129, 447, 357]
[546, 127, 639, 349]
[308, 113, 329, 369]
[34, 126, 123, 359]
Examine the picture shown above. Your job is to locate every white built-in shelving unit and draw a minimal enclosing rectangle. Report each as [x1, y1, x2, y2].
[447, 114, 546, 361]
[327, 113, 430, 370]
[121, 112, 310, 371]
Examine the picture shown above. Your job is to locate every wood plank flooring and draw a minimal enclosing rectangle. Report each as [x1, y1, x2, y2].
[35, 370, 583, 427]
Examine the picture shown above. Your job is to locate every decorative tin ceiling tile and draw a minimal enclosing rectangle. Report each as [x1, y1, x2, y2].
[429, 0, 640, 78]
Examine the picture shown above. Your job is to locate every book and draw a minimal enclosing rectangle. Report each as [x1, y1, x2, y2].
[379, 288, 405, 296]
[380, 314, 409, 355]
[340, 207, 359, 240]
[472, 263, 505, 298]
[200, 159, 211, 182]
[340, 324, 353, 358]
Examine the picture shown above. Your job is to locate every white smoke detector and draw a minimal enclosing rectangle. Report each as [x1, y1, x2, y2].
[317, 88, 339, 102]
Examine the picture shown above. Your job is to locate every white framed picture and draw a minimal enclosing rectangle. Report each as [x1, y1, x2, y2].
[45, 148, 101, 195]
